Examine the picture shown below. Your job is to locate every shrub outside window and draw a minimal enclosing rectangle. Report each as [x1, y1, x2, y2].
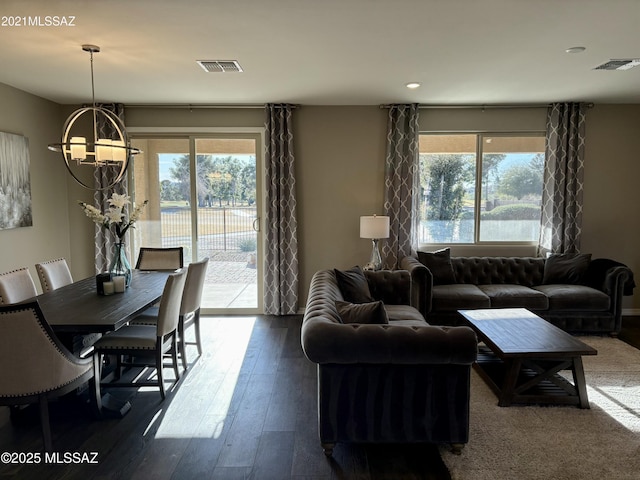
[418, 133, 545, 244]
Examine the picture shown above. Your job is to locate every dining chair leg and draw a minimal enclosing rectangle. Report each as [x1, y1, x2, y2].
[178, 316, 188, 371]
[171, 334, 180, 381]
[39, 395, 53, 453]
[194, 310, 202, 355]
[155, 348, 166, 400]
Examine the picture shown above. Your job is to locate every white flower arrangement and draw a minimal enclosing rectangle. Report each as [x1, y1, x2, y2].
[79, 193, 148, 241]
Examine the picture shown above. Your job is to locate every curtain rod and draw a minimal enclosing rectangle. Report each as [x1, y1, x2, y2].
[379, 103, 594, 109]
[124, 103, 299, 109]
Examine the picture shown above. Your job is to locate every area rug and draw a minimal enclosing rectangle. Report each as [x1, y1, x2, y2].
[439, 336, 640, 480]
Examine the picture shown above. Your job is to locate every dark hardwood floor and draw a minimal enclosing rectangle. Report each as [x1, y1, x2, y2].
[619, 315, 640, 350]
[0, 315, 450, 480]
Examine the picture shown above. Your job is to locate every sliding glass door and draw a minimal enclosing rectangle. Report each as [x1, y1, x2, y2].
[130, 134, 263, 314]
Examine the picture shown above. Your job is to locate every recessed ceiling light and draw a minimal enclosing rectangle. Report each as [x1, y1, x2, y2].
[405, 82, 421, 89]
[565, 46, 586, 54]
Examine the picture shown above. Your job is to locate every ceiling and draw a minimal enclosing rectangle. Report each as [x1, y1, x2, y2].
[1, 0, 639, 106]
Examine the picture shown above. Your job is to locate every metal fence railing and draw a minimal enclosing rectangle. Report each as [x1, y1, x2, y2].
[160, 206, 257, 252]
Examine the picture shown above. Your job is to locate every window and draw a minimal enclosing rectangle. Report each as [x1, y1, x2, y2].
[418, 133, 545, 244]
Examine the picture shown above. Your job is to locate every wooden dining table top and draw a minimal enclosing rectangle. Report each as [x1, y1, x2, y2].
[36, 269, 172, 333]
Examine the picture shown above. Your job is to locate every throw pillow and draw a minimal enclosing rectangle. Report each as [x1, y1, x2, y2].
[335, 300, 389, 325]
[417, 248, 457, 285]
[334, 266, 374, 303]
[543, 253, 592, 284]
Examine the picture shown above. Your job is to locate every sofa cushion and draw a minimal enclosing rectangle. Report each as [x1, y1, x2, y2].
[432, 284, 491, 311]
[478, 284, 549, 310]
[384, 304, 427, 323]
[418, 248, 456, 285]
[334, 266, 374, 303]
[543, 253, 592, 285]
[335, 300, 389, 324]
[532, 285, 610, 311]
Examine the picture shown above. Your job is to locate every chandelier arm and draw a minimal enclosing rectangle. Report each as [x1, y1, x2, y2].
[62, 156, 122, 191]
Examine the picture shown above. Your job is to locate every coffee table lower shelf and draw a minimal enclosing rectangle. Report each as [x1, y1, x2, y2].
[475, 345, 590, 408]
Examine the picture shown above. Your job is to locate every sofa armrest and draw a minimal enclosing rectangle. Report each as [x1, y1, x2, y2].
[400, 256, 430, 316]
[602, 265, 633, 297]
[364, 269, 411, 306]
[301, 318, 477, 365]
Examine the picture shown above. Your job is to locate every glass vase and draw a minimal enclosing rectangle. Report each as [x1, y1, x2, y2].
[109, 242, 132, 287]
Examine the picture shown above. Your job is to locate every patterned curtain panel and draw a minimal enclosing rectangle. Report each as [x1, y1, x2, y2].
[93, 103, 129, 273]
[537, 102, 586, 256]
[382, 104, 420, 268]
[264, 104, 299, 315]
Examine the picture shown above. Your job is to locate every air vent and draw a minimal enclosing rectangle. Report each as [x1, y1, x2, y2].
[196, 60, 243, 73]
[593, 59, 640, 71]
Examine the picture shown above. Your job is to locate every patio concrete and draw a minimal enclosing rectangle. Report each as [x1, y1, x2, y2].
[201, 252, 258, 310]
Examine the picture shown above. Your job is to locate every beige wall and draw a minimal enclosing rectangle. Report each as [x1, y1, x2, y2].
[2, 87, 638, 311]
[296, 107, 388, 298]
[0, 83, 74, 290]
[582, 105, 640, 311]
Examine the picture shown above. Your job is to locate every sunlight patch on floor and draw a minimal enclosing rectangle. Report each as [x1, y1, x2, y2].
[153, 316, 258, 439]
[588, 383, 640, 432]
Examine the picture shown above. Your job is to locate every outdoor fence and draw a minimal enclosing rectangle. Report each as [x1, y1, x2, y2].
[160, 206, 257, 252]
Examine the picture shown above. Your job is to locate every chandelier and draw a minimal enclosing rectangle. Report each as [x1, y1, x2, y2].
[47, 44, 140, 190]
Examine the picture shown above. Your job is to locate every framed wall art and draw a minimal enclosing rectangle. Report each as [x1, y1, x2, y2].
[0, 131, 32, 230]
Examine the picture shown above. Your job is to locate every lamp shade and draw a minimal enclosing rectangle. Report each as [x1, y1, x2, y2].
[360, 215, 390, 239]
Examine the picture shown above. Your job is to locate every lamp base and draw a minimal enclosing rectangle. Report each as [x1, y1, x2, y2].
[363, 239, 383, 271]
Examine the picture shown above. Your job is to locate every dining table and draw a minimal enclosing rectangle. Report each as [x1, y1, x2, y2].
[34, 269, 173, 417]
[38, 269, 172, 334]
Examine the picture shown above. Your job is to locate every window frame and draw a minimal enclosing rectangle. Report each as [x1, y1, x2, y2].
[418, 130, 546, 248]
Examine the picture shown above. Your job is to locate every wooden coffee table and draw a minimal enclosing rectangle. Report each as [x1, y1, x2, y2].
[458, 308, 597, 408]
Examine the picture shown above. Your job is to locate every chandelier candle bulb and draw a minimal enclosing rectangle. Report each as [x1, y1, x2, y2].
[113, 140, 126, 162]
[70, 137, 86, 160]
[96, 139, 112, 165]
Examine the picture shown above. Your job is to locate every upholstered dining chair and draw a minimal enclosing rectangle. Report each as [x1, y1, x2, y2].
[135, 247, 184, 271]
[35, 258, 102, 358]
[0, 267, 38, 305]
[132, 258, 209, 371]
[35, 258, 74, 293]
[0, 302, 101, 452]
[92, 269, 187, 400]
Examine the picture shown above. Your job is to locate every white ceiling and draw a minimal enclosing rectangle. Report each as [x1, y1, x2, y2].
[1, 0, 639, 106]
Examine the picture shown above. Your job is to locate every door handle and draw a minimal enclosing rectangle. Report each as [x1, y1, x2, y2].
[253, 217, 260, 232]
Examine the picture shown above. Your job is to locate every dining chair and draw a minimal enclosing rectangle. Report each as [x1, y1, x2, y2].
[135, 247, 184, 271]
[35, 257, 103, 358]
[0, 301, 101, 452]
[35, 258, 74, 293]
[132, 258, 209, 371]
[0, 267, 38, 305]
[92, 269, 187, 400]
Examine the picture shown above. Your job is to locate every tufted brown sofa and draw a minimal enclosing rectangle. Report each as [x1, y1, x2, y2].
[301, 268, 478, 456]
[401, 254, 634, 336]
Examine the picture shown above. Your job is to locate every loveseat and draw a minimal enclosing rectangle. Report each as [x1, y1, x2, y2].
[401, 250, 634, 336]
[301, 267, 478, 456]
